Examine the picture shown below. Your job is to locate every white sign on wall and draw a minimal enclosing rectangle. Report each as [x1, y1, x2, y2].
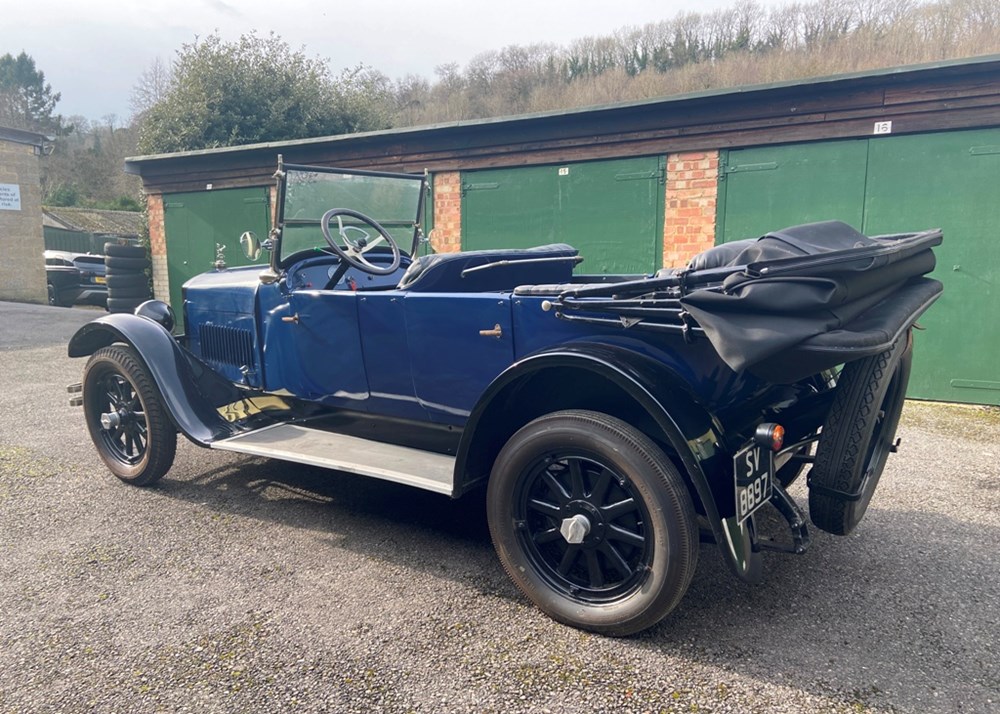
[0, 184, 21, 211]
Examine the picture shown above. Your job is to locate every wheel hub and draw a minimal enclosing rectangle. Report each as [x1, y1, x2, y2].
[560, 514, 591, 544]
[100, 410, 124, 431]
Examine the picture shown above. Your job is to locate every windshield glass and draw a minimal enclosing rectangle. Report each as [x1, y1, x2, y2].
[279, 167, 424, 262]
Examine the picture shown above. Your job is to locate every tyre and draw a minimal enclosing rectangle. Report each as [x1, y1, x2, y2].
[106, 297, 144, 313]
[104, 242, 146, 259]
[107, 284, 151, 300]
[104, 255, 150, 271]
[105, 273, 148, 289]
[487, 409, 699, 636]
[47, 283, 72, 307]
[808, 334, 912, 535]
[82, 345, 176, 486]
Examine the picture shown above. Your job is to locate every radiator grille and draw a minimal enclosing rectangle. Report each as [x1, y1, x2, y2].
[199, 324, 255, 369]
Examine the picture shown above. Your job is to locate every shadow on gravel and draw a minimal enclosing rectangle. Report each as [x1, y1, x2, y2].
[154, 454, 506, 583]
[146, 452, 999, 711]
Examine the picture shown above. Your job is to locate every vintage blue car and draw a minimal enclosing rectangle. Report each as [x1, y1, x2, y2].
[67, 160, 943, 635]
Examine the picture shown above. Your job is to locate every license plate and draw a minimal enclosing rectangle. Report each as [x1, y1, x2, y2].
[734, 443, 774, 523]
[94, 276, 106, 284]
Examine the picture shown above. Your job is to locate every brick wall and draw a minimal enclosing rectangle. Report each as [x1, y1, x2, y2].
[663, 151, 720, 268]
[146, 194, 170, 302]
[0, 139, 46, 303]
[429, 172, 462, 253]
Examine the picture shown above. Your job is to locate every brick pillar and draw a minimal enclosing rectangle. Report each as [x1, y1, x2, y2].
[430, 171, 462, 253]
[146, 194, 170, 302]
[663, 151, 719, 268]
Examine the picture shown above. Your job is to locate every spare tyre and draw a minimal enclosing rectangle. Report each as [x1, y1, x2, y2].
[106, 296, 146, 314]
[808, 332, 912, 535]
[105, 273, 149, 290]
[104, 242, 147, 259]
[107, 284, 151, 300]
[104, 255, 151, 271]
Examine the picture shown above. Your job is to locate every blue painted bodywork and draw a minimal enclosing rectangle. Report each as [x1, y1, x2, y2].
[180, 259, 761, 424]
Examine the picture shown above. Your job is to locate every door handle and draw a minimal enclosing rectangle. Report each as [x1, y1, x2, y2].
[282, 314, 300, 324]
[479, 323, 502, 338]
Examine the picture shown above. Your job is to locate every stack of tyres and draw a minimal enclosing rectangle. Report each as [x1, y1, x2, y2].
[104, 242, 152, 314]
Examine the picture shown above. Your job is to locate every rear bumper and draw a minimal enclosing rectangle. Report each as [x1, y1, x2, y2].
[73, 287, 108, 307]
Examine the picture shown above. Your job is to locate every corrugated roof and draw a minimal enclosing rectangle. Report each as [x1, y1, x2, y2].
[42, 207, 143, 236]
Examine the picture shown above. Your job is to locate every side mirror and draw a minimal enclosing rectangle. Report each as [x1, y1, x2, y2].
[240, 231, 262, 261]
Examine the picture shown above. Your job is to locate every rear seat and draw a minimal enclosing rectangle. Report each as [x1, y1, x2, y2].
[397, 244, 579, 292]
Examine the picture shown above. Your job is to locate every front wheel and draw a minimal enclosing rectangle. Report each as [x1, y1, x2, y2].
[82, 345, 176, 485]
[487, 410, 699, 636]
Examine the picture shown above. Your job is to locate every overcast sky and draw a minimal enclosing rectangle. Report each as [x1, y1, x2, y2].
[2, 0, 778, 123]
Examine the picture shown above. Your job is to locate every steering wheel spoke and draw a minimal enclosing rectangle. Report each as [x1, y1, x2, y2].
[320, 208, 401, 276]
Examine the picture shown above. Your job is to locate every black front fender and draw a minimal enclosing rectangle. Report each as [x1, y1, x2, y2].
[69, 314, 242, 446]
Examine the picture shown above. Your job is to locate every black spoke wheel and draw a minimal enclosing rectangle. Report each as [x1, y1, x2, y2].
[488, 410, 698, 636]
[83, 345, 176, 486]
[809, 332, 913, 535]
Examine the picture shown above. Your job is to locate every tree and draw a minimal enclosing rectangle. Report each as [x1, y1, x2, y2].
[41, 115, 142, 210]
[0, 51, 65, 133]
[137, 32, 394, 154]
[129, 57, 172, 119]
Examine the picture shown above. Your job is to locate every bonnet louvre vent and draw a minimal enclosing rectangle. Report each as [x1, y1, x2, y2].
[200, 324, 254, 369]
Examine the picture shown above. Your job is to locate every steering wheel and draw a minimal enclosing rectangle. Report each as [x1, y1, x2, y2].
[320, 208, 401, 275]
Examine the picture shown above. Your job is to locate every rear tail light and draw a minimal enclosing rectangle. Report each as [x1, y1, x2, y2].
[754, 423, 785, 452]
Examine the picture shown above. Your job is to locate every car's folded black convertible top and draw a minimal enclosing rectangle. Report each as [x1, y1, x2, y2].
[548, 221, 943, 378]
[680, 221, 943, 373]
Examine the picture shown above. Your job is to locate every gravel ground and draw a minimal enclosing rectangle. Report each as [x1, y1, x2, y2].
[0, 301, 997, 714]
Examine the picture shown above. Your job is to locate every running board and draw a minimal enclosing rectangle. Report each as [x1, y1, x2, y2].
[211, 423, 455, 495]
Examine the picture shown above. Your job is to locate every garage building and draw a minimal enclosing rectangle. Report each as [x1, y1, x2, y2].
[125, 55, 1000, 405]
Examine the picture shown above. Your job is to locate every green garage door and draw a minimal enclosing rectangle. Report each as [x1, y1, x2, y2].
[461, 157, 665, 274]
[719, 129, 1000, 404]
[717, 139, 869, 242]
[163, 187, 271, 330]
[863, 130, 1000, 403]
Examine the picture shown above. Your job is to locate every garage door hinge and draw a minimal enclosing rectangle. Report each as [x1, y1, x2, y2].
[725, 161, 779, 174]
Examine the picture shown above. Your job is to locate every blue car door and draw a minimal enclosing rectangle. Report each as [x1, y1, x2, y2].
[284, 290, 370, 408]
[404, 293, 514, 424]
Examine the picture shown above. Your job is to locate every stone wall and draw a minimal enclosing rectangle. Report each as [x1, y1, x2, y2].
[0, 138, 46, 303]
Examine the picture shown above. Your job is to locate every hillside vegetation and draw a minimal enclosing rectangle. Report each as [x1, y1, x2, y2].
[394, 0, 1000, 125]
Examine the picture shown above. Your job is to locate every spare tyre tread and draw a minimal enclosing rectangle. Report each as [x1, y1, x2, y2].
[808, 334, 911, 535]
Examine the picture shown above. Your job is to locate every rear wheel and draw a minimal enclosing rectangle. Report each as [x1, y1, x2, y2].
[83, 345, 176, 486]
[487, 410, 698, 636]
[47, 283, 72, 307]
[809, 334, 912, 535]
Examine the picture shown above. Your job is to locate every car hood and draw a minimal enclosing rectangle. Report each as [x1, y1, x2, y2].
[183, 266, 263, 315]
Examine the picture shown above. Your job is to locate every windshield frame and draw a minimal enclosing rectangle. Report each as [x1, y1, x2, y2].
[271, 159, 427, 271]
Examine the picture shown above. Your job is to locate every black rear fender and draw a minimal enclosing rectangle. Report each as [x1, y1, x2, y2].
[68, 314, 242, 445]
[456, 345, 725, 517]
[456, 345, 766, 583]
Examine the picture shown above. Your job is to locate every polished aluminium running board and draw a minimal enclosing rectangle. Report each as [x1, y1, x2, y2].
[211, 423, 455, 495]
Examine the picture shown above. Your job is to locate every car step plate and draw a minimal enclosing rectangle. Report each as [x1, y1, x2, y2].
[212, 424, 455, 495]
